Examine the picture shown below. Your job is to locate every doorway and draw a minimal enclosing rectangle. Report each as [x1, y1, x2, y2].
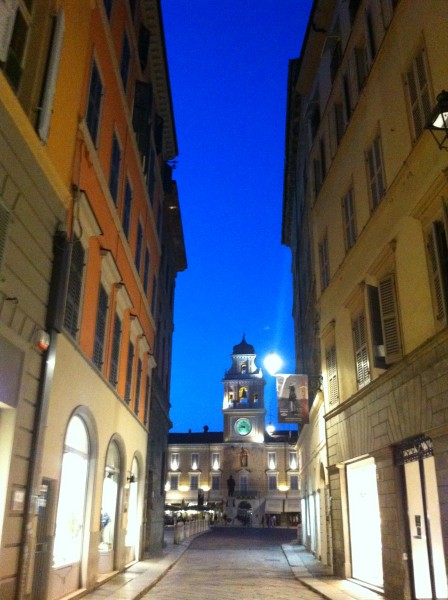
[346, 457, 383, 588]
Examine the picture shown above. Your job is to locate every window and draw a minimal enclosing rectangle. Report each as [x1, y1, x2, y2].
[109, 312, 121, 386]
[134, 357, 142, 415]
[138, 24, 150, 70]
[309, 102, 320, 140]
[428, 218, 448, 325]
[211, 474, 220, 491]
[151, 274, 157, 316]
[330, 39, 342, 83]
[355, 45, 369, 91]
[353, 313, 370, 388]
[326, 345, 339, 405]
[86, 60, 103, 146]
[103, 0, 113, 19]
[268, 474, 278, 491]
[240, 474, 249, 493]
[349, 0, 362, 24]
[109, 133, 121, 205]
[93, 284, 108, 369]
[64, 238, 85, 338]
[170, 453, 179, 470]
[191, 453, 199, 470]
[290, 475, 299, 491]
[211, 452, 220, 470]
[122, 178, 132, 239]
[241, 361, 247, 374]
[365, 9, 376, 63]
[143, 247, 150, 294]
[289, 452, 297, 470]
[120, 33, 130, 91]
[342, 188, 357, 250]
[366, 135, 386, 210]
[2, 1, 32, 91]
[169, 474, 178, 491]
[268, 452, 277, 470]
[334, 102, 344, 147]
[313, 158, 322, 197]
[368, 276, 402, 365]
[190, 474, 199, 491]
[406, 47, 432, 141]
[343, 72, 352, 122]
[144, 374, 151, 426]
[125, 340, 134, 403]
[318, 234, 330, 290]
[135, 221, 143, 273]
[38, 7, 65, 142]
[53, 415, 90, 568]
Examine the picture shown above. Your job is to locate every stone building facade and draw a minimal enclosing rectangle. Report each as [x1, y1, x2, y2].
[283, 0, 448, 598]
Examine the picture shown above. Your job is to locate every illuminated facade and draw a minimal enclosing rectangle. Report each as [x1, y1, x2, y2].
[0, 1, 184, 598]
[166, 337, 300, 526]
[283, 0, 448, 598]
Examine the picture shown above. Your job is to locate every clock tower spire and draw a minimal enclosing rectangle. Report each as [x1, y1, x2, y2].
[222, 335, 266, 442]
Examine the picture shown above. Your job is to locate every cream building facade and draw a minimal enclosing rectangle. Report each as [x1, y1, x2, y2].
[283, 0, 448, 598]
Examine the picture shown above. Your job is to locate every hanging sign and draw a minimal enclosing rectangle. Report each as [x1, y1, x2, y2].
[276, 374, 308, 424]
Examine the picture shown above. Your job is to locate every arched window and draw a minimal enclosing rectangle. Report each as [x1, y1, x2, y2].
[99, 440, 121, 572]
[53, 415, 90, 567]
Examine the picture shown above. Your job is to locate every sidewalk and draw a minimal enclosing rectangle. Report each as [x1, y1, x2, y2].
[80, 529, 384, 600]
[282, 542, 384, 600]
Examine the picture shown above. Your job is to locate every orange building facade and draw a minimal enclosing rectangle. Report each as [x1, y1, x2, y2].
[0, 1, 185, 599]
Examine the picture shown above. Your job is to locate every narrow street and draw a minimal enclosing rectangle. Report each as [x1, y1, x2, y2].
[142, 528, 324, 600]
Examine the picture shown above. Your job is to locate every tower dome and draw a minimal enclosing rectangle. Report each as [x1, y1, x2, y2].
[233, 334, 255, 355]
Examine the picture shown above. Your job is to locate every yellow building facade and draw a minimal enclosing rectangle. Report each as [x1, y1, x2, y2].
[283, 0, 448, 598]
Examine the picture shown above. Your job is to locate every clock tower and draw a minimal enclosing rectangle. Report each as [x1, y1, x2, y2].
[222, 335, 266, 442]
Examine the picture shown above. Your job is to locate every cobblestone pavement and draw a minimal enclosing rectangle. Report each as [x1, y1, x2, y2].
[142, 528, 325, 600]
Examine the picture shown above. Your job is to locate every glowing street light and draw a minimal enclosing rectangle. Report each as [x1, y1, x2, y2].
[263, 352, 283, 376]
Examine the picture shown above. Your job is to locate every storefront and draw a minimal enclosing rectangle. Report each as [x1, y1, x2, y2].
[346, 457, 383, 589]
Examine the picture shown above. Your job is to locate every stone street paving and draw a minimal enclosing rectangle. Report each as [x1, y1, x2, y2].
[142, 527, 324, 600]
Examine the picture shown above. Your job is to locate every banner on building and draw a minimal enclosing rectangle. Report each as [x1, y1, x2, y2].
[276, 374, 308, 424]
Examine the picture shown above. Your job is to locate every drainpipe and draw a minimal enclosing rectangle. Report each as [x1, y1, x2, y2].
[16, 226, 71, 599]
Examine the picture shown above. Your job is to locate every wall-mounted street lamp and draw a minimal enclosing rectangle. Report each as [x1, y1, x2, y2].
[426, 90, 448, 151]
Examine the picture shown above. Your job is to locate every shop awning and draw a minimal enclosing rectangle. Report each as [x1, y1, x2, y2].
[265, 499, 284, 513]
[284, 500, 300, 513]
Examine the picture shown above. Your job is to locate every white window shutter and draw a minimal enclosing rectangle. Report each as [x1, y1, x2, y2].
[38, 7, 65, 142]
[378, 274, 402, 364]
[0, 0, 18, 62]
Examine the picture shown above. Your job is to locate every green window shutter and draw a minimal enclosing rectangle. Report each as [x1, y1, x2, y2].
[378, 274, 402, 364]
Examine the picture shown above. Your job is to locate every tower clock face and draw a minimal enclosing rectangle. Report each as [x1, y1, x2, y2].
[235, 418, 252, 436]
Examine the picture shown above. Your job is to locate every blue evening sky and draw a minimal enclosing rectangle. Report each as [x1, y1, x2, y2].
[161, 0, 314, 433]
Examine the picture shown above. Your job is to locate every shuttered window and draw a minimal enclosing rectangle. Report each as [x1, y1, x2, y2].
[135, 220, 143, 273]
[318, 235, 330, 290]
[353, 313, 370, 388]
[326, 345, 339, 405]
[144, 373, 151, 426]
[366, 135, 386, 210]
[122, 178, 132, 239]
[406, 47, 432, 141]
[378, 275, 402, 363]
[93, 284, 108, 369]
[109, 133, 121, 205]
[143, 246, 150, 294]
[125, 340, 134, 403]
[151, 274, 157, 316]
[0, 0, 18, 62]
[86, 60, 103, 145]
[138, 24, 150, 70]
[64, 238, 85, 338]
[134, 357, 142, 415]
[342, 188, 357, 250]
[427, 220, 448, 325]
[120, 32, 130, 91]
[38, 7, 64, 142]
[109, 312, 121, 386]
